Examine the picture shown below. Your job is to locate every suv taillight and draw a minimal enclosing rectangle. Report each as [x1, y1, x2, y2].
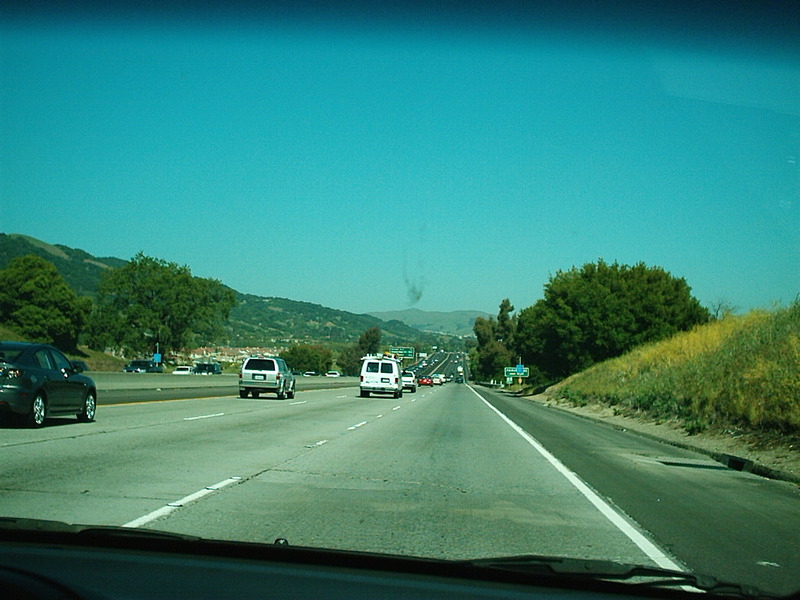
[276, 373, 281, 380]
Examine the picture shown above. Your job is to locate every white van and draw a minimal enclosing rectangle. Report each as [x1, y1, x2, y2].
[359, 355, 403, 398]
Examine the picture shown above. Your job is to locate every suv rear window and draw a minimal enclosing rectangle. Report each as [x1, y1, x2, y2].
[245, 359, 276, 371]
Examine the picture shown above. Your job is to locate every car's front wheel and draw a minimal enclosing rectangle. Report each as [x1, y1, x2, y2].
[77, 391, 96, 422]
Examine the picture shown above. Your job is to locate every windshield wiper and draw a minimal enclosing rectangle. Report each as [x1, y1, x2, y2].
[463, 555, 778, 598]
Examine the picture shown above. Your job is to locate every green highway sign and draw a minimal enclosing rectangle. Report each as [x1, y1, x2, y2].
[390, 346, 415, 358]
[504, 366, 529, 378]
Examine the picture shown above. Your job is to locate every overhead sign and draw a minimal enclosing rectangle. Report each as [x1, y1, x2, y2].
[504, 366, 529, 378]
[390, 346, 415, 358]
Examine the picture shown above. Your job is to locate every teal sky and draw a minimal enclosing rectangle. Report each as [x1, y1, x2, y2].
[2, 3, 798, 315]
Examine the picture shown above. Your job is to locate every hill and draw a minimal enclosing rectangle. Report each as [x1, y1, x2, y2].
[224, 293, 446, 347]
[0, 233, 125, 298]
[550, 303, 800, 436]
[367, 308, 488, 337]
[0, 233, 452, 348]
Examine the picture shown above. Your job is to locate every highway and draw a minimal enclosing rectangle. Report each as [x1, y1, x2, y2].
[1, 359, 798, 596]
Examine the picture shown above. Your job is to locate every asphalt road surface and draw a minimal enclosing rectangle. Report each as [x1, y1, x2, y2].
[1, 381, 798, 596]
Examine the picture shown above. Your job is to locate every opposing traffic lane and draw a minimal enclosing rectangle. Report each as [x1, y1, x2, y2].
[90, 373, 358, 404]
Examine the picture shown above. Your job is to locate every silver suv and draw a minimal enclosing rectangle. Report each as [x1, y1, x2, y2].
[238, 356, 295, 399]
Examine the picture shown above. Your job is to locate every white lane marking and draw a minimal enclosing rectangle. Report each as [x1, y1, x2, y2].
[392, 406, 401, 411]
[183, 412, 225, 421]
[122, 477, 241, 528]
[336, 395, 348, 399]
[305, 440, 329, 448]
[347, 421, 368, 430]
[376, 414, 384, 418]
[467, 386, 684, 572]
[289, 401, 307, 405]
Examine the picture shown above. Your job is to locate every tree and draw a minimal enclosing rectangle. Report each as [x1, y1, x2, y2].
[337, 326, 383, 375]
[513, 260, 709, 379]
[280, 344, 333, 373]
[86, 253, 235, 356]
[358, 326, 381, 355]
[496, 298, 515, 344]
[0, 255, 91, 349]
[470, 299, 517, 381]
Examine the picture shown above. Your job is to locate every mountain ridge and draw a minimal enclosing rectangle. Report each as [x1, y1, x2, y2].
[0, 233, 474, 344]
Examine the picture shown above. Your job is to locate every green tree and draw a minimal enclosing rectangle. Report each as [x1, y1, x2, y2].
[280, 344, 333, 373]
[513, 260, 709, 379]
[470, 299, 517, 381]
[337, 326, 383, 375]
[86, 253, 235, 356]
[359, 326, 381, 354]
[0, 255, 91, 349]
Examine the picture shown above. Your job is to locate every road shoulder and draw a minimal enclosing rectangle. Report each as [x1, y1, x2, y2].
[517, 391, 800, 484]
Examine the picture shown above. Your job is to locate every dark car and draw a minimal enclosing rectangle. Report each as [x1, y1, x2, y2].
[123, 360, 163, 373]
[0, 341, 97, 428]
[193, 362, 222, 375]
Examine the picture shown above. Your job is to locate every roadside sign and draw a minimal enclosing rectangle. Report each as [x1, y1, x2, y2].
[504, 366, 529, 378]
[390, 346, 415, 359]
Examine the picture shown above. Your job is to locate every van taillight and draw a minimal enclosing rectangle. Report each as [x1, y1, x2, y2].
[360, 375, 364, 381]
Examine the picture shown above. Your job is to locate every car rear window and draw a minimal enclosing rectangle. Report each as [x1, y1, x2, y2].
[365, 362, 379, 373]
[380, 363, 394, 374]
[245, 359, 276, 371]
[0, 346, 25, 363]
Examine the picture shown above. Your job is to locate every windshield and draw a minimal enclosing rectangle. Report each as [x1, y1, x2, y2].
[1, 0, 799, 597]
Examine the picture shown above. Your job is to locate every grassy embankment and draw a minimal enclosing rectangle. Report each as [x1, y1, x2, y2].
[550, 302, 800, 438]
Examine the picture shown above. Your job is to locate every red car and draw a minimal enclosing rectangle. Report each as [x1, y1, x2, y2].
[417, 376, 433, 386]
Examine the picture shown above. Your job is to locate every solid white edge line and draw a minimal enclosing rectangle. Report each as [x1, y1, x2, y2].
[122, 477, 241, 528]
[467, 385, 685, 572]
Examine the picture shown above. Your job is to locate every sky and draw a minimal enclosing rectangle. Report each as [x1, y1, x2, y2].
[2, 2, 799, 316]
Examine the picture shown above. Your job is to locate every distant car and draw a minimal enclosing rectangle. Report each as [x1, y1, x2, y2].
[303, 371, 320, 377]
[401, 370, 417, 393]
[325, 370, 341, 377]
[431, 375, 442, 385]
[172, 366, 194, 375]
[239, 356, 295, 399]
[123, 360, 163, 373]
[0, 341, 97, 427]
[417, 376, 433, 386]
[194, 362, 222, 375]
